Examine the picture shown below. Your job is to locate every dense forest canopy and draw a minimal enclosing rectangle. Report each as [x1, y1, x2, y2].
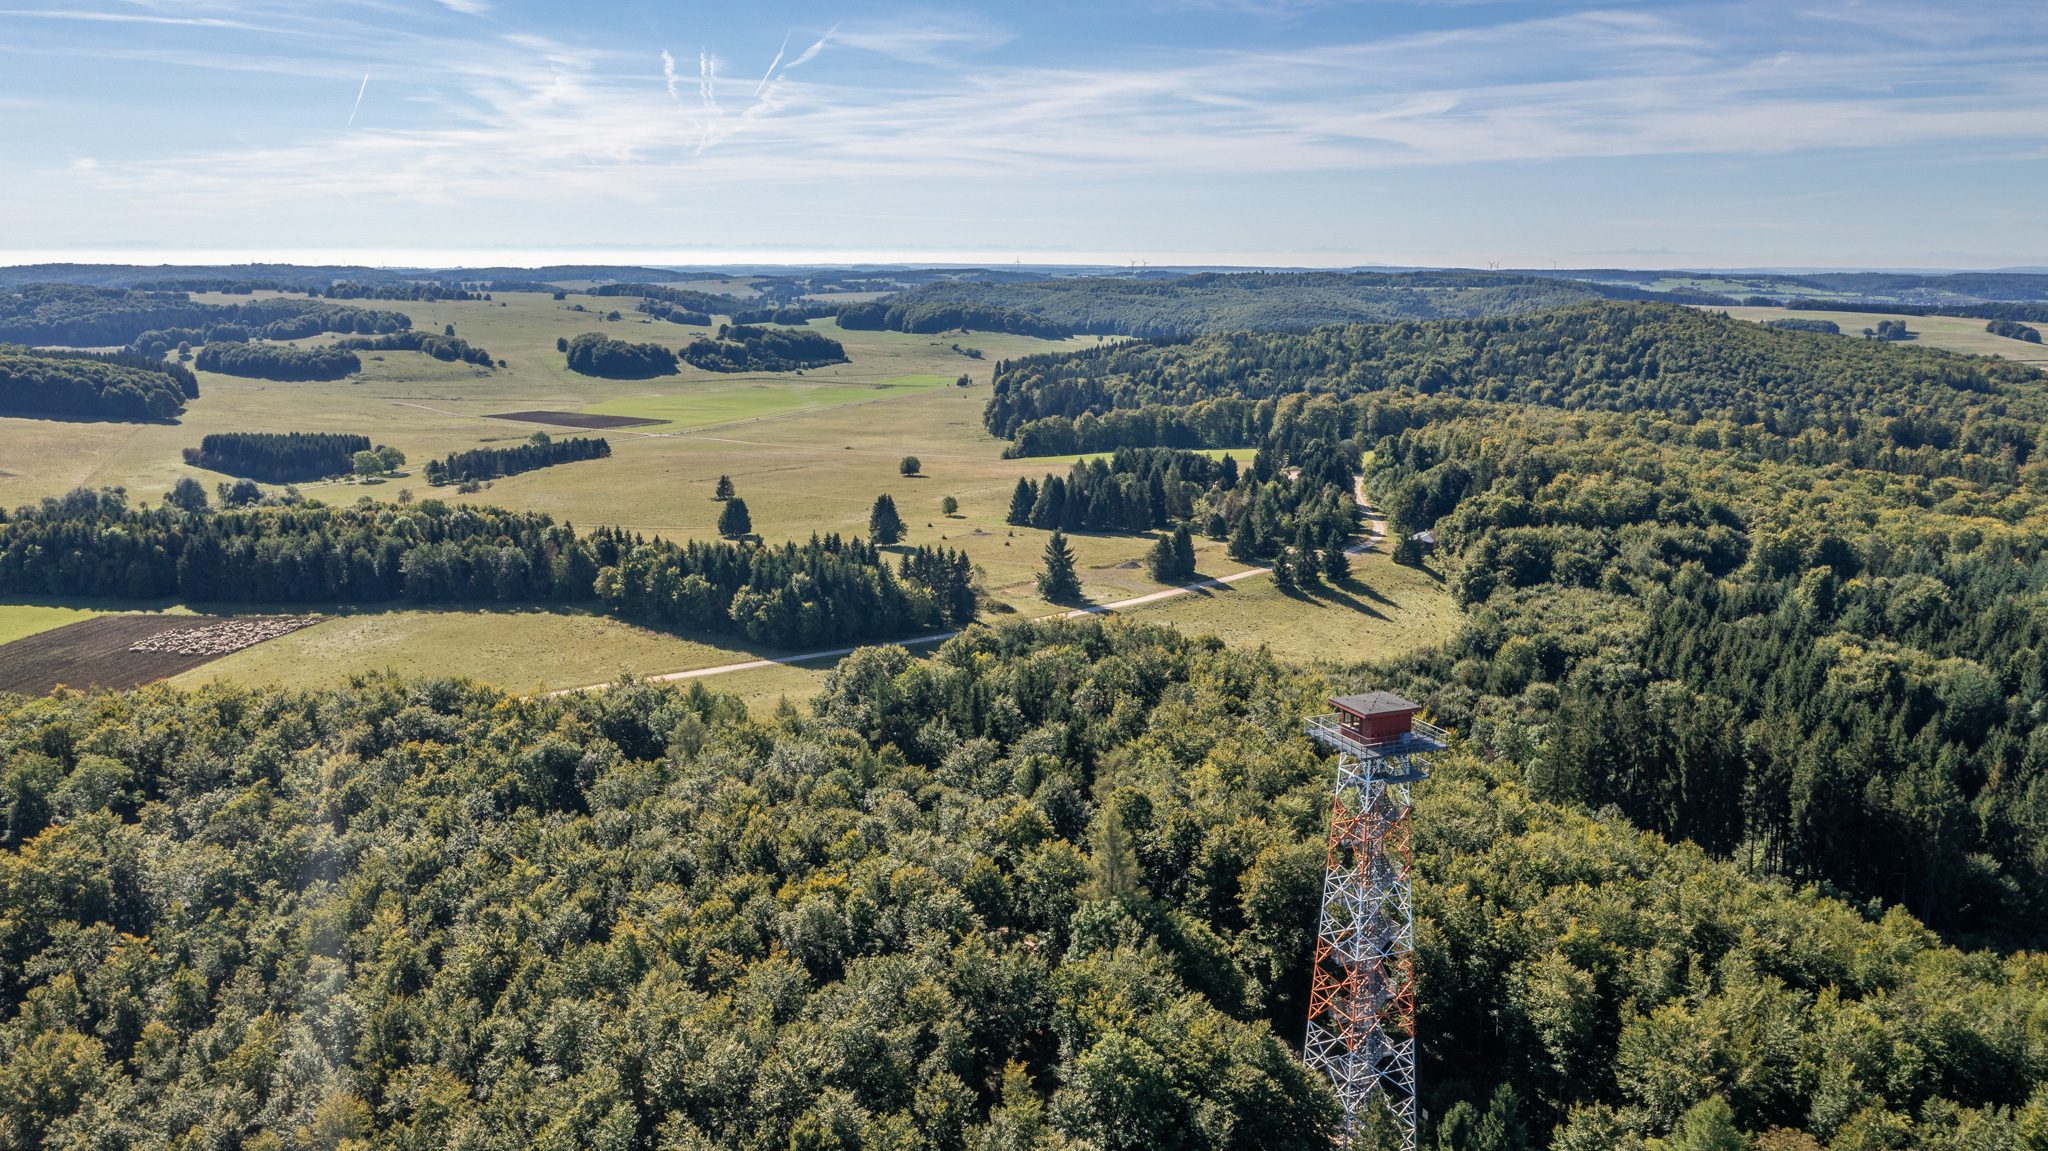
[0, 344, 194, 421]
[841, 271, 1614, 339]
[983, 302, 2047, 460]
[1, 620, 2044, 1151]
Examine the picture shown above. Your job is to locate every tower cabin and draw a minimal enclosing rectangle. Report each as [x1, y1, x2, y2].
[1330, 691, 1421, 746]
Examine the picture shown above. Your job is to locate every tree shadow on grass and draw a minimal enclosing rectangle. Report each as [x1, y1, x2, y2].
[1276, 578, 1390, 621]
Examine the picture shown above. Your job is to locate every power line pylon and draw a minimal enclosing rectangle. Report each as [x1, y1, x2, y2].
[1304, 692, 1444, 1150]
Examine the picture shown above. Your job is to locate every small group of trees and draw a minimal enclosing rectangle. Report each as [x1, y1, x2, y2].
[1987, 318, 2043, 343]
[679, 323, 849, 372]
[1862, 318, 1914, 341]
[423, 433, 609, 486]
[560, 332, 677, 378]
[1145, 524, 1198, 582]
[352, 444, 406, 478]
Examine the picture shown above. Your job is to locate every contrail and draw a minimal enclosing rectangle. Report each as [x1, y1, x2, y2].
[698, 49, 717, 111]
[346, 73, 368, 126]
[753, 33, 788, 98]
[661, 50, 680, 100]
[787, 28, 832, 71]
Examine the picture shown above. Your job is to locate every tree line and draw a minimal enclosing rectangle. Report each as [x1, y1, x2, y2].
[841, 271, 1611, 339]
[181, 431, 372, 481]
[589, 282, 839, 326]
[334, 329, 496, 367]
[423, 434, 611, 485]
[0, 344, 195, 421]
[680, 323, 848, 373]
[0, 283, 409, 348]
[0, 490, 972, 649]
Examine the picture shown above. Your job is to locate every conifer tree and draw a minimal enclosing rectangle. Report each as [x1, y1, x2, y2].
[1322, 540, 1350, 583]
[1145, 534, 1179, 583]
[1037, 530, 1082, 601]
[869, 493, 906, 544]
[714, 474, 735, 501]
[1228, 513, 1261, 562]
[1171, 523, 1196, 578]
[1008, 477, 1036, 524]
[717, 497, 751, 539]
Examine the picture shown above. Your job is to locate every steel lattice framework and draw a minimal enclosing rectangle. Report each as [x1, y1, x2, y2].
[1303, 712, 1446, 1151]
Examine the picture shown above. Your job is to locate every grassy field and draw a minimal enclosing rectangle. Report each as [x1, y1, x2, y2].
[0, 603, 114, 646]
[0, 289, 1461, 704]
[578, 372, 957, 431]
[1718, 306, 2048, 364]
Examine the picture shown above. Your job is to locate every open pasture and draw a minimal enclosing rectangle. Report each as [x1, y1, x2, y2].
[0, 288, 1461, 700]
[487, 410, 667, 430]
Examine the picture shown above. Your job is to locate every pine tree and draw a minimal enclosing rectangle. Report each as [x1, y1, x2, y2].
[869, 493, 906, 544]
[714, 474, 735, 501]
[1271, 549, 1295, 591]
[1228, 514, 1261, 562]
[1293, 546, 1322, 589]
[1322, 541, 1350, 583]
[1293, 525, 1322, 588]
[1037, 530, 1082, 601]
[1145, 535, 1179, 583]
[1008, 478, 1036, 524]
[1171, 524, 1196, 578]
[717, 497, 752, 539]
[1029, 476, 1065, 530]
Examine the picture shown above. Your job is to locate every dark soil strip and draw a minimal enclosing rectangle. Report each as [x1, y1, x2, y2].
[0, 614, 322, 695]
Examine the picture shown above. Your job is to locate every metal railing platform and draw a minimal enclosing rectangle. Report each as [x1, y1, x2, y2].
[1306, 714, 1448, 765]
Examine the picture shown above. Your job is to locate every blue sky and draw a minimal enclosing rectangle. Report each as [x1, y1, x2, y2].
[1, 0, 2045, 268]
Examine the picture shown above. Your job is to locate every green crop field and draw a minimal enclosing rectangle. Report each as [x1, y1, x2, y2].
[0, 603, 115, 647]
[0, 290, 1459, 698]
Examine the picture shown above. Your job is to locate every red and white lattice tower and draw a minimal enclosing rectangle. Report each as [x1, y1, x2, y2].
[1304, 692, 1444, 1151]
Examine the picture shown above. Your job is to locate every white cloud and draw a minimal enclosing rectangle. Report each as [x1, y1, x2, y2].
[27, 1, 2048, 229]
